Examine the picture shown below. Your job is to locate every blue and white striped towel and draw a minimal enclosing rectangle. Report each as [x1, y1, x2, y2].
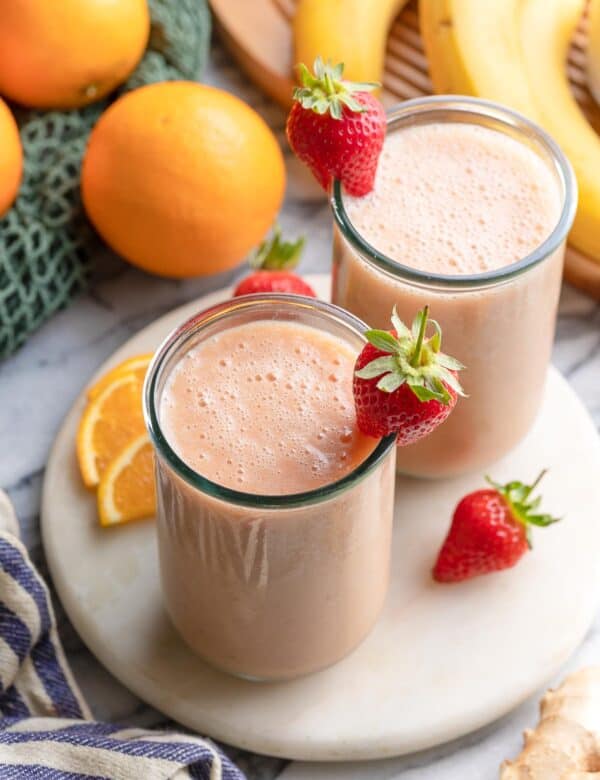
[0, 492, 246, 779]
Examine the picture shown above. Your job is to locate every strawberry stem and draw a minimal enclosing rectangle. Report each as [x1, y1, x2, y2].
[324, 71, 335, 95]
[411, 306, 429, 368]
[529, 468, 548, 493]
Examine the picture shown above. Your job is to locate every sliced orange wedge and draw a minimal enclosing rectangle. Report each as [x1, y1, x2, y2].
[97, 432, 156, 527]
[87, 353, 153, 400]
[77, 371, 146, 488]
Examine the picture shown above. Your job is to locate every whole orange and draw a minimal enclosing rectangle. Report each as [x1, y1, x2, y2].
[0, 0, 150, 109]
[81, 82, 286, 278]
[0, 98, 22, 217]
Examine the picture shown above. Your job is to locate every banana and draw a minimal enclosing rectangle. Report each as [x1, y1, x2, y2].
[293, 0, 409, 85]
[419, 0, 539, 119]
[421, 0, 600, 263]
[589, 0, 600, 105]
[295, 0, 600, 262]
[419, 0, 472, 96]
[520, 0, 600, 262]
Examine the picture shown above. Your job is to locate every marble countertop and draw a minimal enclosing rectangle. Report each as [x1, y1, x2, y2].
[1, 42, 599, 780]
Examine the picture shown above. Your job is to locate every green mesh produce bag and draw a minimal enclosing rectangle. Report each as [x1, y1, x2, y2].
[0, 0, 211, 359]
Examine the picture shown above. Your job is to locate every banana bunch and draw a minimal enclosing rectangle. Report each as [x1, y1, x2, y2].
[590, 0, 600, 105]
[421, 0, 600, 264]
[293, 0, 409, 85]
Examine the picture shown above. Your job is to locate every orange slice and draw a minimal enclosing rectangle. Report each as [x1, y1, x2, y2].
[97, 432, 156, 527]
[87, 353, 153, 400]
[77, 372, 146, 488]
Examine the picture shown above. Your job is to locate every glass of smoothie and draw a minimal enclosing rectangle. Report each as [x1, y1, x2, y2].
[144, 295, 397, 681]
[332, 96, 577, 478]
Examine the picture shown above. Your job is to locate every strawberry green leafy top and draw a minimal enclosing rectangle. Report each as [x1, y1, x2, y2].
[293, 57, 379, 120]
[354, 306, 465, 404]
[486, 470, 561, 546]
[249, 225, 305, 271]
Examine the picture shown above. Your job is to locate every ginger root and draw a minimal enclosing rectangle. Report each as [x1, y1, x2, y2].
[501, 667, 600, 778]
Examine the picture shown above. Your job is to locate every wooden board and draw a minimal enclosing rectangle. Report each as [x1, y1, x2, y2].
[209, 0, 600, 299]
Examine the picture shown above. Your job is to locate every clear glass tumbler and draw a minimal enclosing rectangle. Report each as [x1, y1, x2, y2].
[332, 96, 577, 478]
[144, 295, 397, 681]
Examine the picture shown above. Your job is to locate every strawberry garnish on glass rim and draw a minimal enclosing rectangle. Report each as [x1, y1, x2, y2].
[433, 470, 561, 584]
[353, 306, 466, 445]
[233, 225, 316, 298]
[286, 57, 386, 196]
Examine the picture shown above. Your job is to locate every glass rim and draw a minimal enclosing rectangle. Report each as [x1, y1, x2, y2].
[331, 95, 578, 290]
[143, 294, 397, 510]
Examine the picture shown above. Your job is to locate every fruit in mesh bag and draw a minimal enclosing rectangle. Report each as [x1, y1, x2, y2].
[82, 81, 286, 278]
[0, 0, 150, 109]
[0, 98, 22, 217]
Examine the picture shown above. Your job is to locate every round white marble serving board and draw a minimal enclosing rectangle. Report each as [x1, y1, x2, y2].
[42, 274, 600, 761]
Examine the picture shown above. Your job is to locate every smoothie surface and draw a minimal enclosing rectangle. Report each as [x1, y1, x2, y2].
[343, 122, 562, 275]
[160, 320, 377, 494]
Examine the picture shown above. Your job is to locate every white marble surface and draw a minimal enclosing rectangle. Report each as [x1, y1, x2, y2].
[1, 41, 599, 780]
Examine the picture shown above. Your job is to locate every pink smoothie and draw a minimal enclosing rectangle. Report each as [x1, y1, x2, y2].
[160, 320, 377, 493]
[333, 119, 566, 477]
[155, 316, 396, 680]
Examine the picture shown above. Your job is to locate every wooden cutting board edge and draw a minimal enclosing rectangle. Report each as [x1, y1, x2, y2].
[210, 0, 600, 299]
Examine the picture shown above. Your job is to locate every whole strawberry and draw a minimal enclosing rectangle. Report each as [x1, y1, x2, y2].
[286, 58, 386, 196]
[353, 306, 465, 445]
[234, 226, 316, 298]
[433, 471, 560, 583]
